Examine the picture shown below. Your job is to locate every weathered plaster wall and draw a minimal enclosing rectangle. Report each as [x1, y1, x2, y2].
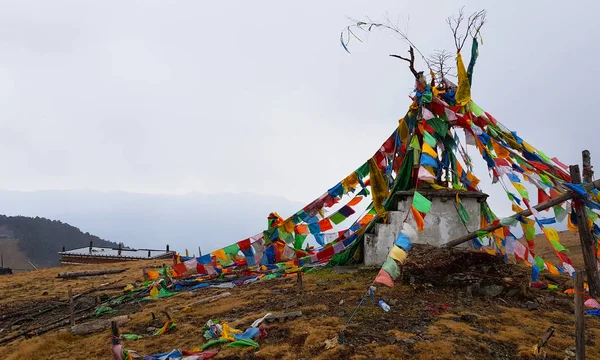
[364, 195, 483, 266]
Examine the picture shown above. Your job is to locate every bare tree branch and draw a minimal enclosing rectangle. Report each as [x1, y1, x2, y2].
[446, 8, 486, 52]
[390, 46, 419, 78]
[428, 49, 456, 82]
[340, 17, 431, 75]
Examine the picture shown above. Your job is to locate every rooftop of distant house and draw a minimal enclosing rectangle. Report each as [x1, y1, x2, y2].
[59, 244, 174, 260]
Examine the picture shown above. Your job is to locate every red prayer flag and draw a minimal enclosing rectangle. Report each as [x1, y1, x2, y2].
[316, 245, 335, 260]
[374, 268, 394, 287]
[196, 264, 206, 274]
[551, 157, 569, 170]
[538, 189, 551, 208]
[318, 218, 334, 232]
[172, 263, 187, 277]
[237, 238, 251, 252]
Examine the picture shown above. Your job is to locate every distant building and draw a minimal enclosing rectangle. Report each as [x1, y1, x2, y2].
[58, 241, 174, 265]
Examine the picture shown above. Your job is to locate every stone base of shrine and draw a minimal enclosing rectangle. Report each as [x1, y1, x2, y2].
[363, 190, 488, 267]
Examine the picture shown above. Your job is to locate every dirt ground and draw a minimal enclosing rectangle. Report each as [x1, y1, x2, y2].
[0, 246, 599, 360]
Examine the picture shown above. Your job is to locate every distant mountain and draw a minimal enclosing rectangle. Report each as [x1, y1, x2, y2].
[0, 215, 117, 268]
[0, 190, 304, 257]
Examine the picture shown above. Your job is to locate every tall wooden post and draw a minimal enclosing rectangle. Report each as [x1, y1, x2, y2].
[582, 150, 594, 183]
[575, 270, 585, 360]
[569, 165, 600, 298]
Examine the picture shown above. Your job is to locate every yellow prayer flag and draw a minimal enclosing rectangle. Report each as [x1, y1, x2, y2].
[492, 140, 510, 158]
[466, 172, 480, 188]
[543, 227, 559, 242]
[211, 249, 228, 261]
[283, 219, 295, 234]
[389, 246, 407, 264]
[369, 158, 389, 220]
[512, 204, 524, 213]
[455, 52, 471, 106]
[341, 172, 359, 191]
[422, 142, 437, 158]
[546, 262, 560, 275]
[522, 142, 536, 153]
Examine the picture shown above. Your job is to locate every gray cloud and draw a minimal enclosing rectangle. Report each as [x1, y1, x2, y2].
[0, 0, 597, 220]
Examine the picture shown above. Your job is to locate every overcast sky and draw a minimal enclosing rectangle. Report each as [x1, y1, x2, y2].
[0, 1, 598, 218]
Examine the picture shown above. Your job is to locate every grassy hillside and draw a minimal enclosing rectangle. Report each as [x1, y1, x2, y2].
[0, 232, 599, 359]
[0, 215, 118, 268]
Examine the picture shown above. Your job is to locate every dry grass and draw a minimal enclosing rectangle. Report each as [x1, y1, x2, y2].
[1, 248, 600, 359]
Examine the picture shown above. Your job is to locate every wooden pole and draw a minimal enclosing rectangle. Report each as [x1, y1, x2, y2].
[68, 286, 75, 327]
[297, 270, 303, 292]
[582, 150, 594, 183]
[570, 165, 600, 298]
[444, 179, 600, 248]
[575, 270, 585, 360]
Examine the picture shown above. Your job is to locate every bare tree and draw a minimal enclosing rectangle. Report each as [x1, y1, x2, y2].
[340, 16, 431, 78]
[446, 8, 487, 52]
[428, 49, 456, 81]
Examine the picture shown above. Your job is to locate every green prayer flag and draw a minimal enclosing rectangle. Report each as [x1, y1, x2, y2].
[486, 125, 499, 138]
[514, 156, 532, 169]
[409, 135, 421, 150]
[500, 217, 518, 227]
[553, 205, 567, 222]
[458, 202, 471, 224]
[586, 208, 599, 221]
[537, 150, 552, 163]
[224, 243, 241, 255]
[517, 188, 529, 200]
[421, 91, 432, 103]
[525, 226, 535, 241]
[467, 37, 479, 85]
[476, 230, 488, 239]
[423, 131, 437, 147]
[382, 256, 401, 280]
[201, 339, 229, 350]
[539, 174, 553, 187]
[550, 239, 567, 252]
[330, 212, 346, 225]
[356, 162, 370, 179]
[122, 334, 143, 340]
[412, 191, 432, 213]
[427, 117, 449, 137]
[534, 255, 545, 270]
[469, 101, 484, 117]
[227, 339, 260, 349]
[279, 230, 294, 244]
[294, 234, 307, 249]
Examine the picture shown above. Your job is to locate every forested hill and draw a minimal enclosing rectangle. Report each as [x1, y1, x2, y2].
[0, 215, 118, 268]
